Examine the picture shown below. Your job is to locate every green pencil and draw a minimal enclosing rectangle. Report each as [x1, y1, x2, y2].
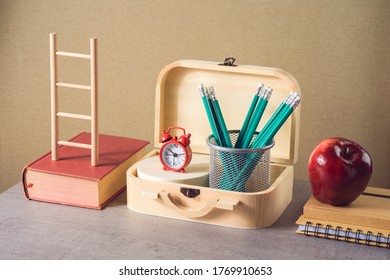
[209, 86, 232, 148]
[240, 86, 272, 149]
[235, 83, 263, 148]
[209, 86, 244, 188]
[199, 84, 234, 190]
[233, 92, 301, 191]
[250, 92, 295, 148]
[199, 84, 222, 146]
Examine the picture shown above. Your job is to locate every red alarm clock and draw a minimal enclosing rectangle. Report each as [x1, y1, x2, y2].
[159, 126, 192, 173]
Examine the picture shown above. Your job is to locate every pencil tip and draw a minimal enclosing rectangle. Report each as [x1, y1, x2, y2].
[261, 86, 273, 100]
[198, 84, 206, 96]
[256, 83, 264, 96]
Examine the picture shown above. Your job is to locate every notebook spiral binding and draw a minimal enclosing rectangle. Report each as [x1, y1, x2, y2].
[304, 221, 390, 248]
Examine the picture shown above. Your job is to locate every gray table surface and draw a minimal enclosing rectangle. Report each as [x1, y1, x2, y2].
[0, 180, 389, 260]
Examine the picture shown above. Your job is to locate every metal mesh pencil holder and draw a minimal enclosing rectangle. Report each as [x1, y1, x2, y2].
[206, 130, 274, 193]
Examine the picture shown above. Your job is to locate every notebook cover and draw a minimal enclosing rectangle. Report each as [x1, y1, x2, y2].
[302, 187, 390, 230]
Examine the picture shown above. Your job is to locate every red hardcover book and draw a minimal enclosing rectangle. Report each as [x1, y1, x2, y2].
[22, 132, 149, 209]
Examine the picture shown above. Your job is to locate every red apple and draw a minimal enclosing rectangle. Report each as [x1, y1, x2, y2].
[308, 137, 373, 206]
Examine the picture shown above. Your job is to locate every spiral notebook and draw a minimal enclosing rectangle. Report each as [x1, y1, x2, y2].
[296, 187, 390, 248]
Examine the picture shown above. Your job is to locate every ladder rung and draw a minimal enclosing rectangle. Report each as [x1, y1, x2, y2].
[57, 112, 92, 120]
[58, 141, 92, 149]
[56, 82, 91, 90]
[56, 51, 91, 59]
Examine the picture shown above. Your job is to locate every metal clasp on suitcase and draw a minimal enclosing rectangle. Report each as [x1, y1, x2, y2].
[218, 57, 237, 67]
[141, 189, 239, 218]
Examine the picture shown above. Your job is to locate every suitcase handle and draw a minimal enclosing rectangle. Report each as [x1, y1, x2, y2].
[150, 190, 239, 218]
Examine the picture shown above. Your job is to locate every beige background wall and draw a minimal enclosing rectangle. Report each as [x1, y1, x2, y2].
[1, 0, 389, 193]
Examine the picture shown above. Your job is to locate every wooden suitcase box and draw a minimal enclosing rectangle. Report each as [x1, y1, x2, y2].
[127, 60, 301, 228]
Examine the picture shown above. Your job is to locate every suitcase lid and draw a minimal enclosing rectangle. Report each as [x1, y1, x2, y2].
[154, 59, 301, 166]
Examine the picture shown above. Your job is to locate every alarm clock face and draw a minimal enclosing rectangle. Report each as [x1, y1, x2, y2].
[160, 143, 188, 170]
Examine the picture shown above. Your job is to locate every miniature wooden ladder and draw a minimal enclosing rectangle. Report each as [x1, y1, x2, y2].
[49, 33, 99, 166]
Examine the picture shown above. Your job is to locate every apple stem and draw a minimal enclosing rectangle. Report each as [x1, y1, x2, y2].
[340, 146, 351, 159]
